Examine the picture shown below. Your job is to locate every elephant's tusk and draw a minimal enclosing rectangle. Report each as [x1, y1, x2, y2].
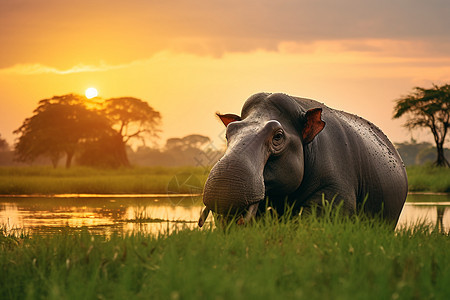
[237, 202, 259, 225]
[198, 207, 210, 228]
[244, 202, 259, 223]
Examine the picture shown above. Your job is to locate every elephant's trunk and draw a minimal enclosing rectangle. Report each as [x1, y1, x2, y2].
[202, 121, 280, 217]
[203, 156, 265, 215]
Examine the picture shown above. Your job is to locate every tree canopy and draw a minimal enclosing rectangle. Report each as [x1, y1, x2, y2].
[104, 97, 161, 144]
[14, 94, 113, 168]
[14, 94, 162, 168]
[393, 84, 450, 167]
[166, 134, 211, 152]
[128, 134, 221, 167]
[0, 134, 8, 152]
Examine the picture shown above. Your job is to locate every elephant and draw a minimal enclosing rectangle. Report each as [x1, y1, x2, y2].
[198, 93, 408, 227]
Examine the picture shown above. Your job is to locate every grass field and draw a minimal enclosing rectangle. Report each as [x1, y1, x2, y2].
[0, 165, 449, 195]
[407, 165, 450, 193]
[1, 209, 449, 300]
[0, 166, 210, 195]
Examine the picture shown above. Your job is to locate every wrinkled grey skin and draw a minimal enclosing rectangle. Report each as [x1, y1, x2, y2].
[201, 93, 408, 226]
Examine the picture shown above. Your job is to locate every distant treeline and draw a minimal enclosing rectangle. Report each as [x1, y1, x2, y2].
[0, 133, 224, 168]
[0, 94, 226, 169]
[396, 141, 449, 166]
[127, 134, 224, 167]
[2, 136, 446, 168]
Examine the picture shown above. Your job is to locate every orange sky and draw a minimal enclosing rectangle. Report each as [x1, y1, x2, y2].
[1, 0, 450, 150]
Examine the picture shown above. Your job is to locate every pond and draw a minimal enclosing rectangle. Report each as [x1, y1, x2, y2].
[1, 193, 449, 236]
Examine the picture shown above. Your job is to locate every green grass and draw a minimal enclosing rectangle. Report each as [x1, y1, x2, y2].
[1, 211, 449, 300]
[0, 165, 449, 195]
[407, 165, 450, 193]
[0, 166, 209, 195]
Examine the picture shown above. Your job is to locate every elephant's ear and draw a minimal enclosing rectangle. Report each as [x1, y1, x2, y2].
[302, 108, 325, 144]
[217, 113, 241, 127]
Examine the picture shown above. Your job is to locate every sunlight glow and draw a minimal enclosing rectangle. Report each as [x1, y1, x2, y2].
[85, 87, 98, 99]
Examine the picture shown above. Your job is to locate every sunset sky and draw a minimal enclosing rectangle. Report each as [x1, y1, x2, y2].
[1, 0, 450, 149]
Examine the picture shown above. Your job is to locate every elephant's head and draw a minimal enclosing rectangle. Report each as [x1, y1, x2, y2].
[198, 93, 325, 227]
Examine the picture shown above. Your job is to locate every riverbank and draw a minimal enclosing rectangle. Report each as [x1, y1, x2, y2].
[0, 165, 449, 195]
[407, 165, 450, 193]
[0, 166, 209, 195]
[1, 211, 449, 299]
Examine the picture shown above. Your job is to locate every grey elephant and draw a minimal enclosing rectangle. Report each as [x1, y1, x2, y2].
[198, 93, 408, 227]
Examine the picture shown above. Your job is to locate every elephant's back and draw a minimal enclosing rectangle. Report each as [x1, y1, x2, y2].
[328, 108, 408, 220]
[330, 109, 405, 173]
[299, 100, 407, 221]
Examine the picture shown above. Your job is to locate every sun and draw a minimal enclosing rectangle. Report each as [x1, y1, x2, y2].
[85, 87, 98, 99]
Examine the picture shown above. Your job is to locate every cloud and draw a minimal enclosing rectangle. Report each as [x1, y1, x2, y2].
[3, 35, 450, 77]
[0, 61, 143, 75]
[1, 0, 450, 68]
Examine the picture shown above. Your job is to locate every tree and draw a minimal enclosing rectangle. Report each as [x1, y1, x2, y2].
[164, 134, 220, 166]
[76, 132, 129, 168]
[104, 97, 161, 144]
[14, 94, 112, 168]
[393, 84, 450, 167]
[395, 141, 450, 166]
[103, 97, 161, 166]
[166, 134, 211, 152]
[0, 134, 8, 152]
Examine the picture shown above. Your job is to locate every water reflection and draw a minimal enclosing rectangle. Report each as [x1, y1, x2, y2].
[0, 196, 206, 236]
[396, 204, 449, 232]
[0, 194, 449, 236]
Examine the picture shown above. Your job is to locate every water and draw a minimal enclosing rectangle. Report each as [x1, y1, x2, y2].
[1, 193, 449, 236]
[397, 193, 450, 232]
[1, 195, 205, 236]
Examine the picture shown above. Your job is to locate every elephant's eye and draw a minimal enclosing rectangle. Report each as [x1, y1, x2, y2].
[272, 130, 285, 146]
[274, 133, 283, 141]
